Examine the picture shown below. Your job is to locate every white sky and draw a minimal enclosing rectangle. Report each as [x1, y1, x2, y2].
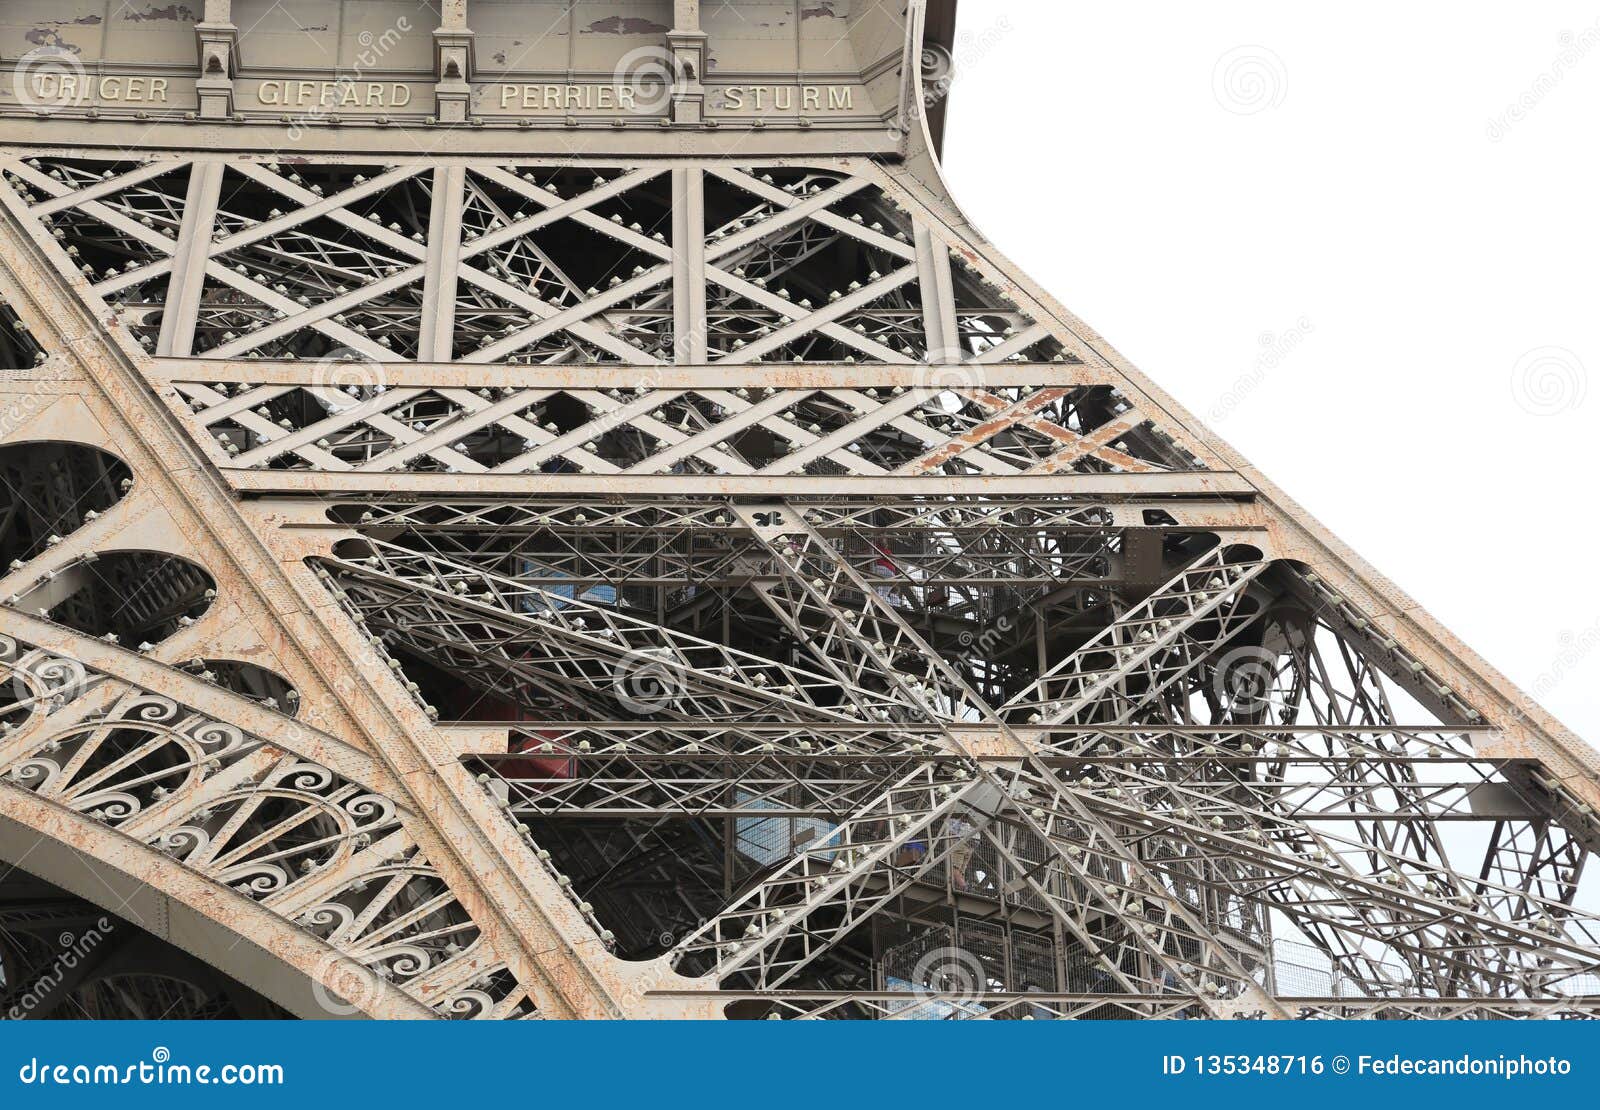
[944, 2, 1600, 743]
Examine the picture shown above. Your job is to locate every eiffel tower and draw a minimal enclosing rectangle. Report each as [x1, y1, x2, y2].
[0, 2, 1596, 1021]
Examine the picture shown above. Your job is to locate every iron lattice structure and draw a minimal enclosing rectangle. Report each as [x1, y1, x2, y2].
[1, 1, 1598, 1020]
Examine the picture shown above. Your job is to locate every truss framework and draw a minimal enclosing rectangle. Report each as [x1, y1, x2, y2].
[1, 130, 1597, 1021]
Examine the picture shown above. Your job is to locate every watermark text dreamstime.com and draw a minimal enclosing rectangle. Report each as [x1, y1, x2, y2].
[1210, 318, 1315, 422]
[15, 1048, 283, 1087]
[1503, 617, 1600, 729]
[1487, 22, 1600, 140]
[4, 918, 115, 1019]
[886, 16, 1014, 143]
[279, 17, 413, 138]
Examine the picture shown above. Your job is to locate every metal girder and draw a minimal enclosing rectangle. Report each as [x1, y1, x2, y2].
[2, 67, 1598, 1023]
[0, 631, 535, 1019]
[651, 990, 1600, 1022]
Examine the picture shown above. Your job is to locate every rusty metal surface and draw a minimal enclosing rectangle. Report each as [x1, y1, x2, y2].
[1, 3, 1599, 1022]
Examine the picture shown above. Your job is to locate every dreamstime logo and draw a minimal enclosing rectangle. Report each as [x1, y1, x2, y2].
[1212, 646, 1278, 715]
[886, 16, 1012, 143]
[921, 44, 955, 86]
[280, 17, 411, 138]
[5, 918, 114, 1018]
[912, 358, 987, 443]
[0, 343, 75, 440]
[12, 48, 88, 115]
[1212, 46, 1288, 115]
[310, 952, 387, 1017]
[911, 946, 987, 1012]
[613, 47, 691, 115]
[885, 43, 955, 142]
[1487, 23, 1600, 141]
[1506, 617, 1600, 729]
[606, 955, 679, 1019]
[611, 649, 687, 714]
[955, 614, 1012, 654]
[311, 347, 390, 400]
[1533, 622, 1600, 699]
[1210, 317, 1315, 422]
[916, 355, 988, 396]
[1510, 346, 1587, 416]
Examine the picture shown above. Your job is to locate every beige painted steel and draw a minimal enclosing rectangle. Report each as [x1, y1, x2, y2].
[0, 1, 1596, 1019]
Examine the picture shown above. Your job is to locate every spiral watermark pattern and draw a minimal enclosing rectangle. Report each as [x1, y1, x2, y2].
[611, 649, 687, 714]
[1212, 46, 1288, 115]
[311, 347, 390, 400]
[1212, 646, 1279, 715]
[13, 47, 89, 115]
[920, 45, 955, 87]
[310, 952, 387, 1017]
[613, 47, 691, 115]
[911, 946, 988, 1013]
[886, 16, 1011, 142]
[886, 44, 956, 141]
[1510, 346, 1587, 416]
[916, 354, 988, 396]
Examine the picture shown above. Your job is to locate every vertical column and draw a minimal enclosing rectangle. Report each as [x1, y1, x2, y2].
[672, 168, 708, 364]
[195, 0, 238, 120]
[433, 0, 475, 124]
[668, 1, 708, 126]
[914, 225, 960, 362]
[156, 161, 224, 358]
[419, 166, 466, 363]
[894, 0, 925, 155]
